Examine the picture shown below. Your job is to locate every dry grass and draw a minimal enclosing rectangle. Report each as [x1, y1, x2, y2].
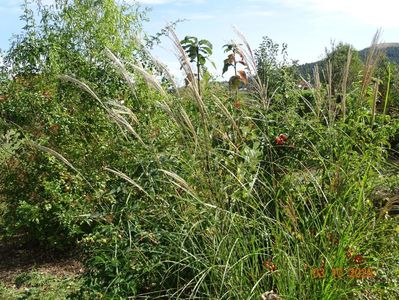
[361, 30, 382, 98]
[233, 27, 269, 108]
[313, 64, 322, 118]
[341, 47, 352, 120]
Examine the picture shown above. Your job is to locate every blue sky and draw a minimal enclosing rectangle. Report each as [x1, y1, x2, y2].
[2, 0, 399, 80]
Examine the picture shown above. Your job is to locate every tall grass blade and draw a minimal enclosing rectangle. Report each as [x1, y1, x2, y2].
[341, 47, 352, 120]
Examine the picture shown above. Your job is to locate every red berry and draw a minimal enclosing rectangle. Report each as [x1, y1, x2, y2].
[275, 137, 284, 145]
[279, 134, 288, 141]
[263, 259, 277, 272]
[353, 254, 363, 264]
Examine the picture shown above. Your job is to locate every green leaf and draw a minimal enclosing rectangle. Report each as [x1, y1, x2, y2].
[198, 56, 206, 66]
[199, 39, 212, 49]
[181, 36, 197, 44]
[201, 46, 213, 55]
[223, 44, 233, 52]
[229, 75, 241, 90]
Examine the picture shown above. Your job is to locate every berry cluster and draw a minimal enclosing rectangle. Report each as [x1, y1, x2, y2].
[275, 133, 288, 145]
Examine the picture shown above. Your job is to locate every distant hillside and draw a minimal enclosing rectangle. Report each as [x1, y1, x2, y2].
[359, 43, 399, 64]
[298, 43, 399, 77]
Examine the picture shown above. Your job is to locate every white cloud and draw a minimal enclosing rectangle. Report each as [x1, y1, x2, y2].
[278, 0, 399, 28]
[138, 0, 175, 3]
[137, 0, 205, 4]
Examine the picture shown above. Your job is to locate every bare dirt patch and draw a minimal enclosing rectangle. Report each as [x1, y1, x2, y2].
[0, 237, 84, 286]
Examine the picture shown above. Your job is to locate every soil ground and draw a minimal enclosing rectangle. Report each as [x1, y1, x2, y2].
[0, 236, 83, 287]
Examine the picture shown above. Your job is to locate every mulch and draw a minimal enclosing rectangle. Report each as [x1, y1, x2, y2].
[0, 236, 84, 286]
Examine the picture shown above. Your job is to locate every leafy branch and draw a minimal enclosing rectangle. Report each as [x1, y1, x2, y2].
[222, 42, 248, 97]
[180, 36, 213, 95]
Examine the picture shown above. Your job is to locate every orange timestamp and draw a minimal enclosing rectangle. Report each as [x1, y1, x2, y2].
[311, 267, 375, 279]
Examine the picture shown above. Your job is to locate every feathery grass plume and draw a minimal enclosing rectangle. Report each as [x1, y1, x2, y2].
[313, 64, 322, 117]
[108, 109, 146, 147]
[361, 29, 382, 98]
[383, 63, 392, 116]
[167, 27, 212, 175]
[157, 100, 180, 125]
[60, 74, 145, 146]
[156, 100, 197, 146]
[30, 142, 93, 189]
[104, 48, 137, 98]
[326, 60, 335, 125]
[168, 28, 195, 81]
[179, 106, 199, 147]
[105, 47, 167, 97]
[167, 27, 196, 90]
[233, 26, 268, 107]
[137, 39, 180, 96]
[104, 167, 152, 199]
[371, 79, 379, 127]
[326, 60, 333, 98]
[160, 169, 220, 210]
[341, 47, 352, 120]
[58, 75, 106, 110]
[126, 61, 167, 97]
[167, 27, 207, 118]
[107, 100, 139, 124]
[160, 169, 194, 194]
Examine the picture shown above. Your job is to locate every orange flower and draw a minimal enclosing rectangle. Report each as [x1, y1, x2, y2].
[233, 101, 241, 109]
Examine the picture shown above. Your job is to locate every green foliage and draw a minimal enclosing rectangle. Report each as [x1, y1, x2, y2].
[223, 42, 248, 95]
[359, 43, 399, 64]
[255, 36, 297, 95]
[298, 42, 364, 96]
[0, 1, 399, 299]
[0, 0, 149, 247]
[374, 56, 399, 116]
[180, 36, 213, 94]
[0, 272, 82, 300]
[0, 129, 24, 164]
[322, 42, 363, 93]
[181, 36, 213, 65]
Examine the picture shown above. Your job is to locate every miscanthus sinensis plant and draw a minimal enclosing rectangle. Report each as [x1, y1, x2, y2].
[57, 29, 398, 299]
[1, 3, 398, 297]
